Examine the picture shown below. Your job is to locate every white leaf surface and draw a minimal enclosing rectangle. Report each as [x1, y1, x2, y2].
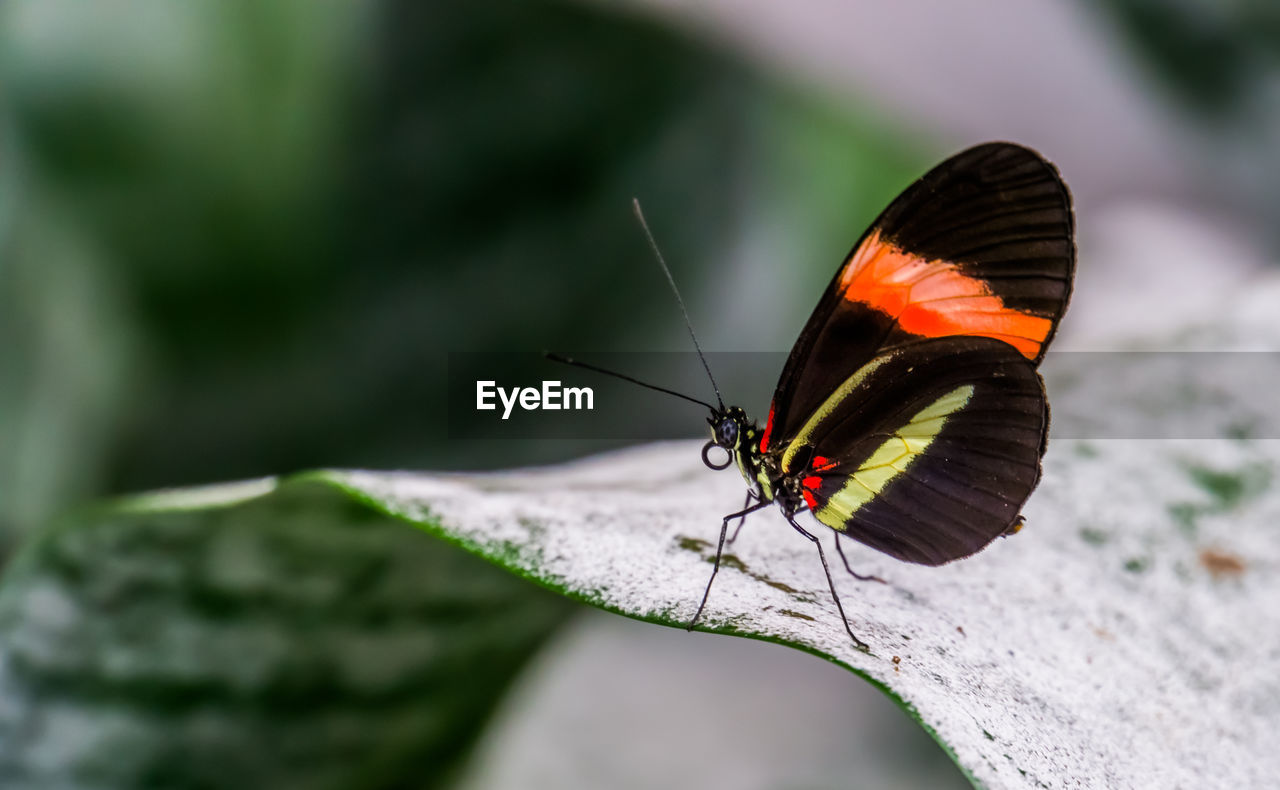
[319, 424, 1279, 789]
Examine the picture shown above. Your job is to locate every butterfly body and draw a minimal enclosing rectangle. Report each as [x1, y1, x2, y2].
[706, 408, 798, 516]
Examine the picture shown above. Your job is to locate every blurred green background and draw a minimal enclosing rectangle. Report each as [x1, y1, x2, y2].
[0, 0, 925, 541]
[2, 0, 1277, 787]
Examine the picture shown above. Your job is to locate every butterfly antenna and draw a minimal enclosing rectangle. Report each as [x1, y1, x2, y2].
[545, 352, 716, 411]
[632, 198, 725, 411]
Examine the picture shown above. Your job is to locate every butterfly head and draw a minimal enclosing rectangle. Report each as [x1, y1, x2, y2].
[702, 406, 750, 471]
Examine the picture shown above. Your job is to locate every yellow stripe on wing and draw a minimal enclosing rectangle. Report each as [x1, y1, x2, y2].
[780, 356, 890, 474]
[814, 384, 975, 528]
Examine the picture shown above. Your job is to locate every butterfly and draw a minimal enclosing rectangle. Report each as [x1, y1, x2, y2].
[555, 142, 1074, 648]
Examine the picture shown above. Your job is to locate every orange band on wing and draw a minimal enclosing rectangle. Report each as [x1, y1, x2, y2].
[839, 230, 1051, 359]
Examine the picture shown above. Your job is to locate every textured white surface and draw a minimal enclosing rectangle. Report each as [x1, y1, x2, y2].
[330, 425, 1280, 789]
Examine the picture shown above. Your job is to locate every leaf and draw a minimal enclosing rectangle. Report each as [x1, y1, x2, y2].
[5, 417, 1275, 788]
[319, 432, 1280, 789]
[0, 480, 573, 789]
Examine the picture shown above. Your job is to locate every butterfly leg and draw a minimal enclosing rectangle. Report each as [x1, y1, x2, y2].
[786, 515, 870, 651]
[726, 491, 758, 545]
[687, 499, 772, 632]
[834, 534, 887, 584]
[789, 503, 879, 582]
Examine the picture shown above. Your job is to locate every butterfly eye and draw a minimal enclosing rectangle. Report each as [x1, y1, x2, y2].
[716, 419, 739, 447]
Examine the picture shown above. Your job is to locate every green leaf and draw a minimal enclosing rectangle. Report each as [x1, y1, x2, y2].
[0, 480, 573, 789]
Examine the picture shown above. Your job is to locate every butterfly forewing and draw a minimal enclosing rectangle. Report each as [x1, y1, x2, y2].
[780, 337, 1048, 566]
[761, 142, 1073, 454]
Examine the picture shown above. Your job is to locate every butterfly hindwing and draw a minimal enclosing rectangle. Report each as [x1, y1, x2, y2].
[778, 337, 1048, 566]
[761, 142, 1073, 454]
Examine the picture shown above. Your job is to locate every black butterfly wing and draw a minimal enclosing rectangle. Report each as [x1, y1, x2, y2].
[759, 142, 1073, 455]
[777, 337, 1048, 566]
